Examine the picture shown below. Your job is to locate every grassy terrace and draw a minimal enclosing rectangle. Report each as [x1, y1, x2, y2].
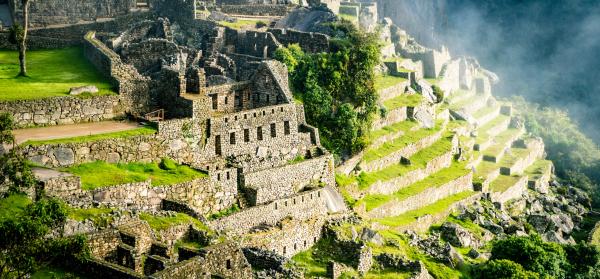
[482, 128, 522, 157]
[525, 160, 552, 180]
[383, 93, 422, 110]
[0, 47, 116, 101]
[370, 120, 416, 142]
[218, 19, 265, 29]
[64, 159, 208, 190]
[449, 93, 482, 111]
[22, 125, 158, 146]
[472, 105, 498, 120]
[374, 191, 475, 227]
[489, 174, 523, 193]
[498, 147, 532, 167]
[140, 212, 208, 231]
[358, 135, 454, 189]
[363, 122, 443, 163]
[375, 75, 408, 91]
[361, 160, 470, 211]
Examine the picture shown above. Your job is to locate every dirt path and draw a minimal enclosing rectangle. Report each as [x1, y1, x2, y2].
[13, 121, 142, 144]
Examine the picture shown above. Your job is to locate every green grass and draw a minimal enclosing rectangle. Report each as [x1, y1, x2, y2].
[339, 13, 358, 24]
[359, 135, 453, 190]
[383, 94, 422, 110]
[475, 160, 499, 178]
[288, 155, 306, 164]
[291, 237, 356, 278]
[374, 191, 475, 227]
[473, 105, 498, 119]
[375, 75, 408, 91]
[477, 115, 509, 137]
[362, 161, 469, 211]
[208, 204, 240, 220]
[0, 47, 116, 101]
[218, 19, 264, 29]
[0, 194, 31, 220]
[22, 125, 158, 146]
[139, 212, 208, 231]
[69, 207, 114, 226]
[63, 159, 208, 190]
[482, 128, 522, 158]
[449, 93, 481, 111]
[370, 120, 417, 142]
[489, 174, 523, 193]
[363, 123, 442, 163]
[525, 160, 552, 180]
[498, 147, 531, 167]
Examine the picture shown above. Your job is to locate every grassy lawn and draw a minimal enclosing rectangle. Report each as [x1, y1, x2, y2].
[0, 194, 31, 220]
[63, 159, 208, 190]
[489, 174, 523, 193]
[525, 159, 552, 180]
[69, 207, 115, 226]
[482, 128, 522, 158]
[362, 161, 469, 211]
[358, 135, 453, 189]
[499, 147, 531, 167]
[0, 47, 116, 101]
[139, 212, 208, 231]
[375, 75, 408, 91]
[363, 123, 442, 163]
[22, 125, 158, 146]
[475, 160, 499, 177]
[374, 191, 475, 227]
[370, 120, 416, 142]
[383, 93, 422, 111]
[218, 19, 265, 29]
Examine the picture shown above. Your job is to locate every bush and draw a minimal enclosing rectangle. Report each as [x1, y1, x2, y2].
[473, 259, 539, 279]
[159, 158, 178, 171]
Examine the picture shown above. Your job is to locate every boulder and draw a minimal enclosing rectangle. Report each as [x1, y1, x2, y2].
[360, 228, 384, 245]
[69, 85, 98, 95]
[440, 222, 478, 248]
[528, 214, 553, 233]
[53, 147, 75, 166]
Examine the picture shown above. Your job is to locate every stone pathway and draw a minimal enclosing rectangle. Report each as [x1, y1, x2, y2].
[13, 121, 142, 144]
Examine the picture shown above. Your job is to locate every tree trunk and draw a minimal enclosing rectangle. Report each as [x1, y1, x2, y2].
[18, 0, 29, 77]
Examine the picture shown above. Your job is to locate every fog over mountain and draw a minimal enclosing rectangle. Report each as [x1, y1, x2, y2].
[382, 0, 600, 142]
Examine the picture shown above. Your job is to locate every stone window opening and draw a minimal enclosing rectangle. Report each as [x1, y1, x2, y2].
[244, 129, 250, 143]
[226, 259, 231, 269]
[215, 135, 222, 156]
[226, 171, 230, 180]
[274, 203, 278, 210]
[230, 132, 236, 145]
[293, 198, 296, 205]
[304, 240, 307, 247]
[302, 196, 304, 202]
[224, 96, 228, 105]
[257, 127, 263, 141]
[253, 112, 257, 117]
[225, 118, 228, 123]
[271, 109, 275, 114]
[283, 246, 286, 255]
[234, 116, 238, 121]
[294, 243, 297, 250]
[284, 201, 288, 207]
[206, 166, 210, 170]
[280, 107, 284, 112]
[244, 114, 247, 119]
[270, 123, 276, 138]
[310, 194, 313, 199]
[318, 191, 321, 198]
[212, 94, 218, 110]
[284, 121, 290, 135]
[217, 173, 221, 181]
[313, 237, 317, 243]
[262, 111, 266, 116]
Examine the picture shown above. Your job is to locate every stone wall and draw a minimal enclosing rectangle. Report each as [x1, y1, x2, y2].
[208, 188, 328, 235]
[10, 0, 136, 28]
[490, 176, 529, 205]
[378, 81, 409, 102]
[501, 139, 545, 176]
[0, 95, 124, 128]
[242, 154, 334, 205]
[361, 129, 445, 172]
[367, 149, 454, 196]
[150, 243, 253, 279]
[241, 217, 325, 257]
[43, 172, 237, 215]
[372, 106, 409, 131]
[366, 172, 472, 219]
[84, 31, 153, 117]
[268, 28, 330, 53]
[399, 47, 451, 79]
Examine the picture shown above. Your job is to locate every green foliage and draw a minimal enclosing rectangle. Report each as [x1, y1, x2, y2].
[274, 24, 381, 157]
[63, 159, 208, 190]
[0, 196, 89, 278]
[432, 85, 444, 103]
[8, 24, 24, 45]
[0, 151, 37, 194]
[564, 242, 600, 275]
[510, 97, 600, 206]
[0, 47, 116, 100]
[490, 235, 568, 278]
[208, 204, 240, 220]
[0, 113, 15, 145]
[473, 259, 539, 279]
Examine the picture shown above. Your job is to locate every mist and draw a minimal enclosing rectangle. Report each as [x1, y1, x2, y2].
[434, 0, 600, 141]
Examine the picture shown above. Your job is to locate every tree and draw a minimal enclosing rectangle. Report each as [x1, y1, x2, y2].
[8, 0, 30, 77]
[0, 113, 35, 194]
[473, 259, 540, 279]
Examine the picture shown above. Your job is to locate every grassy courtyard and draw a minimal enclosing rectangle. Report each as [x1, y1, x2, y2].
[0, 47, 115, 101]
[64, 159, 208, 190]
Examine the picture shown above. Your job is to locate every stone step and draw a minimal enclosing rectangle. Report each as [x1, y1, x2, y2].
[481, 128, 525, 163]
[473, 115, 511, 151]
[371, 190, 480, 233]
[363, 161, 472, 219]
[498, 138, 545, 176]
[473, 105, 500, 128]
